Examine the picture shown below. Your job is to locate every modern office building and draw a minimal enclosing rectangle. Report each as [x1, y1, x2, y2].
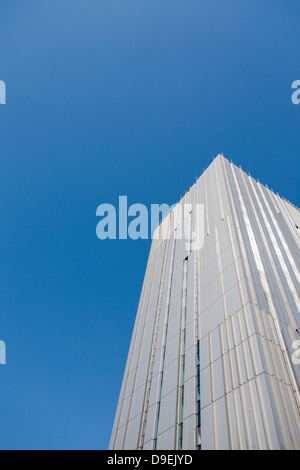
[109, 154, 300, 450]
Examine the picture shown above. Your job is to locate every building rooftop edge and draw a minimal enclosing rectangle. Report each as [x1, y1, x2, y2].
[154, 153, 299, 232]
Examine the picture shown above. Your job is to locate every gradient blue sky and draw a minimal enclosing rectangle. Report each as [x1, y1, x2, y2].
[0, 1, 299, 450]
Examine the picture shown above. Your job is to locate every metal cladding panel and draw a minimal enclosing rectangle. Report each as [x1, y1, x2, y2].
[164, 333, 180, 369]
[200, 405, 214, 450]
[156, 425, 176, 450]
[114, 424, 126, 450]
[184, 345, 195, 382]
[211, 358, 225, 401]
[157, 390, 177, 436]
[128, 385, 146, 421]
[185, 317, 195, 352]
[200, 366, 211, 409]
[134, 358, 149, 392]
[143, 404, 157, 444]
[166, 308, 181, 342]
[182, 414, 196, 449]
[148, 371, 160, 408]
[160, 359, 178, 399]
[183, 376, 195, 420]
[118, 395, 131, 428]
[152, 347, 163, 380]
[213, 396, 230, 450]
[123, 415, 142, 450]
[123, 370, 135, 400]
[110, 155, 300, 450]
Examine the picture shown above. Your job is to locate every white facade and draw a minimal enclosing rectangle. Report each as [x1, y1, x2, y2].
[110, 155, 300, 450]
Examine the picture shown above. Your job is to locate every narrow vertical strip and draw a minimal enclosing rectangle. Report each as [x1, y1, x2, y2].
[177, 257, 188, 449]
[138, 229, 171, 449]
[153, 230, 177, 449]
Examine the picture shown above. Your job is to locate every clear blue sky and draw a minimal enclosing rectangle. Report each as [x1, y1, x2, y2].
[0, 1, 299, 450]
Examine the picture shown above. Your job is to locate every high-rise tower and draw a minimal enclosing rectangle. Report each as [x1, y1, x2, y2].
[110, 155, 300, 450]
